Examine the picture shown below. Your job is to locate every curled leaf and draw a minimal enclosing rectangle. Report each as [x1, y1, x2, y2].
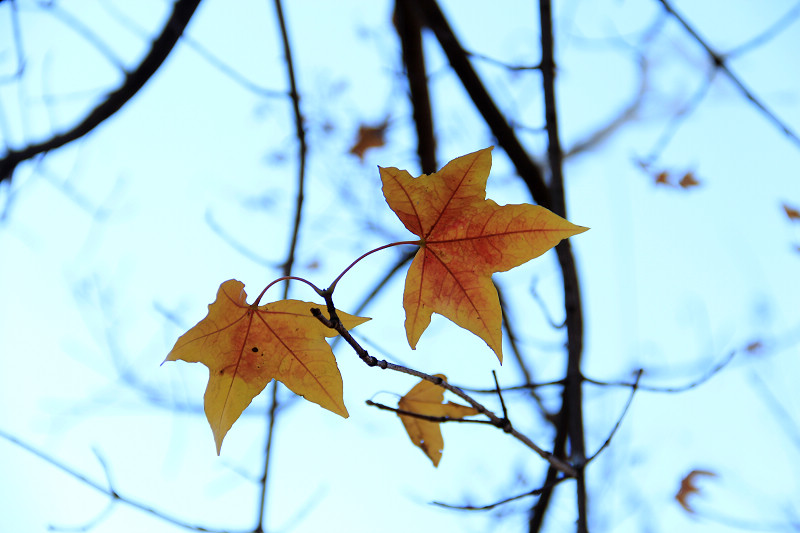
[783, 203, 800, 222]
[675, 469, 717, 514]
[398, 375, 479, 467]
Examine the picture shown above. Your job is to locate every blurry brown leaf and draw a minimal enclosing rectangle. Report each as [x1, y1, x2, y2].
[676, 469, 717, 514]
[349, 121, 389, 160]
[678, 172, 700, 189]
[745, 340, 763, 353]
[783, 203, 800, 221]
[654, 171, 671, 186]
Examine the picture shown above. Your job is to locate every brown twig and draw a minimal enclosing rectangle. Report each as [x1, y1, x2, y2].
[365, 400, 494, 426]
[587, 369, 643, 463]
[409, 0, 551, 208]
[0, 0, 202, 182]
[257, 1, 307, 530]
[0, 428, 244, 533]
[657, 0, 800, 148]
[310, 305, 578, 478]
[533, 1, 588, 531]
[394, 0, 437, 174]
[433, 476, 568, 511]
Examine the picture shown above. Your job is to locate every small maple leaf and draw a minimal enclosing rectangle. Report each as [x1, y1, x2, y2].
[654, 171, 671, 186]
[164, 279, 369, 454]
[349, 121, 389, 161]
[675, 469, 717, 514]
[380, 147, 587, 361]
[678, 172, 700, 189]
[398, 375, 479, 467]
[783, 203, 800, 221]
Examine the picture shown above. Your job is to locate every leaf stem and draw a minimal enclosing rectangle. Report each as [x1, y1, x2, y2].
[326, 240, 420, 293]
[254, 276, 323, 305]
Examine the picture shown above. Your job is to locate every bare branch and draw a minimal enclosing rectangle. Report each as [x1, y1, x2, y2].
[310, 304, 578, 478]
[433, 476, 568, 511]
[657, 0, 800, 148]
[0, 0, 203, 183]
[587, 369, 643, 463]
[0, 428, 246, 533]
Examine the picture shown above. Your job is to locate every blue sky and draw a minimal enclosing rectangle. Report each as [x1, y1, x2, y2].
[1, 1, 799, 532]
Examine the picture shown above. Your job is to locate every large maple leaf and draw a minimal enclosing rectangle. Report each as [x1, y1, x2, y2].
[380, 147, 587, 361]
[398, 375, 479, 467]
[164, 279, 369, 454]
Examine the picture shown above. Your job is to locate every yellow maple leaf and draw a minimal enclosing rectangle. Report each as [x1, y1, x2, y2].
[164, 279, 369, 454]
[398, 375, 480, 467]
[380, 147, 587, 361]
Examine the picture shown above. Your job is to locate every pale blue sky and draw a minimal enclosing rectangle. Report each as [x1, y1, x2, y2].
[1, 1, 799, 532]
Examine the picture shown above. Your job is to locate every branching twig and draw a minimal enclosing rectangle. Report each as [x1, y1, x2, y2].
[310, 304, 578, 478]
[0, 0, 203, 182]
[256, 1, 307, 531]
[0, 428, 245, 533]
[534, 1, 588, 531]
[583, 350, 735, 393]
[365, 400, 495, 426]
[409, 0, 551, 208]
[433, 476, 568, 511]
[394, 0, 437, 174]
[657, 0, 800, 148]
[587, 369, 643, 463]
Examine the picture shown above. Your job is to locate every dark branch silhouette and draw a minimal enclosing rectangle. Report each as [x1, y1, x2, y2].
[0, 0, 202, 183]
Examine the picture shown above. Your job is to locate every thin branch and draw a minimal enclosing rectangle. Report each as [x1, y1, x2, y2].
[564, 54, 648, 159]
[638, 69, 716, 169]
[410, 0, 551, 208]
[583, 350, 735, 393]
[587, 369, 643, 463]
[256, 384, 280, 533]
[750, 371, 800, 451]
[528, 277, 564, 329]
[534, 1, 588, 531]
[728, 0, 800, 57]
[50, 448, 118, 532]
[657, 0, 800, 148]
[100, 0, 283, 98]
[433, 476, 568, 511]
[256, 1, 307, 531]
[0, 0, 25, 84]
[310, 305, 577, 478]
[365, 400, 495, 425]
[465, 50, 541, 72]
[205, 210, 277, 268]
[0, 0, 203, 182]
[0, 428, 245, 533]
[42, 3, 126, 71]
[492, 370, 509, 421]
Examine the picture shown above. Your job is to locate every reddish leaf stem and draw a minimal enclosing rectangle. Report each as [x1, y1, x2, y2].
[254, 276, 323, 305]
[327, 240, 420, 293]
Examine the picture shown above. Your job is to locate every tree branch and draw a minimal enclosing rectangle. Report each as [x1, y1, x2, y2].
[311, 305, 578, 477]
[409, 0, 551, 208]
[394, 0, 437, 174]
[657, 0, 800, 148]
[0, 0, 203, 183]
[256, 1, 307, 531]
[531, 1, 588, 531]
